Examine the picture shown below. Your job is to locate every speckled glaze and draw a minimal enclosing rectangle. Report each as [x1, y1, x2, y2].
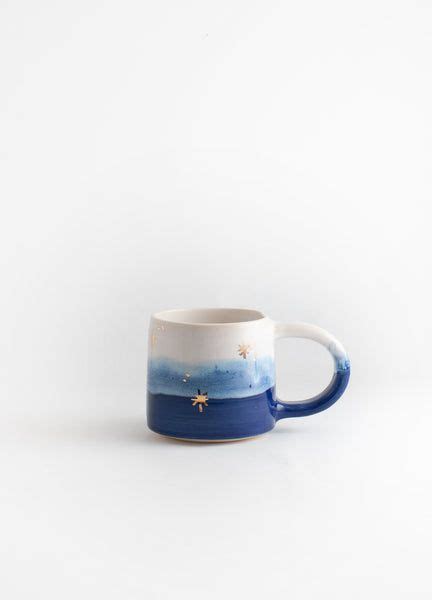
[147, 309, 350, 442]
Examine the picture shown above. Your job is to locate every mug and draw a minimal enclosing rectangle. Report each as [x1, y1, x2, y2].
[147, 308, 350, 442]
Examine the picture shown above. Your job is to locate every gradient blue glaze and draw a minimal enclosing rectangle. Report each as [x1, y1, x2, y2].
[147, 364, 350, 439]
[335, 357, 351, 371]
[148, 357, 275, 399]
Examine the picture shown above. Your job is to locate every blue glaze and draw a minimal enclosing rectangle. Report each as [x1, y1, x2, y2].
[147, 364, 350, 440]
[147, 388, 277, 440]
[148, 356, 275, 399]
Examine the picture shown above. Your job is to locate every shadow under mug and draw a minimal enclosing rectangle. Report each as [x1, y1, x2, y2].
[147, 308, 350, 442]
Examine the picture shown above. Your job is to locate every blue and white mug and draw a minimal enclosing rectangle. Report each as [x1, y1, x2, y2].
[147, 308, 350, 442]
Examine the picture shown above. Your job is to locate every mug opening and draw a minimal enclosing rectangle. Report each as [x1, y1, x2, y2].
[153, 308, 266, 325]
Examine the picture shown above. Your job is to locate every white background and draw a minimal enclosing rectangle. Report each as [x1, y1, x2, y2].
[1, 1, 431, 598]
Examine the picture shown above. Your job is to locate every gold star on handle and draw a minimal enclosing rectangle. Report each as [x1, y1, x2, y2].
[191, 390, 209, 413]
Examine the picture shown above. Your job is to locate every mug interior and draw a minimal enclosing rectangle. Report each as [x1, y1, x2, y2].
[153, 308, 265, 325]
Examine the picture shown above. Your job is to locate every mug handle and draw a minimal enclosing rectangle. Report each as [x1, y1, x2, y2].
[273, 322, 350, 419]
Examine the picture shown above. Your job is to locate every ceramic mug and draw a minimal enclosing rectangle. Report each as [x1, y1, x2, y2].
[147, 308, 350, 442]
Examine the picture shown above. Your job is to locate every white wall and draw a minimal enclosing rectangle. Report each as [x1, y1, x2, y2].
[2, 1, 431, 406]
[1, 1, 431, 598]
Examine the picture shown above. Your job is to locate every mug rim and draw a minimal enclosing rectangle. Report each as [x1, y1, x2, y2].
[152, 307, 267, 326]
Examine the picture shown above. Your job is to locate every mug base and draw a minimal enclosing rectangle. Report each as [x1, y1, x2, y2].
[153, 431, 268, 443]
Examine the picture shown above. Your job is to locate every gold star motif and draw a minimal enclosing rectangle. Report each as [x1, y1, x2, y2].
[238, 343, 252, 359]
[191, 390, 209, 413]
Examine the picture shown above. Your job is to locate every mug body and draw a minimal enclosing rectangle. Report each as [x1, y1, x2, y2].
[147, 308, 276, 441]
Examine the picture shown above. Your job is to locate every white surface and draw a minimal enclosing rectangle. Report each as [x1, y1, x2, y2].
[1, 0, 431, 598]
[3, 390, 431, 599]
[149, 309, 275, 364]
